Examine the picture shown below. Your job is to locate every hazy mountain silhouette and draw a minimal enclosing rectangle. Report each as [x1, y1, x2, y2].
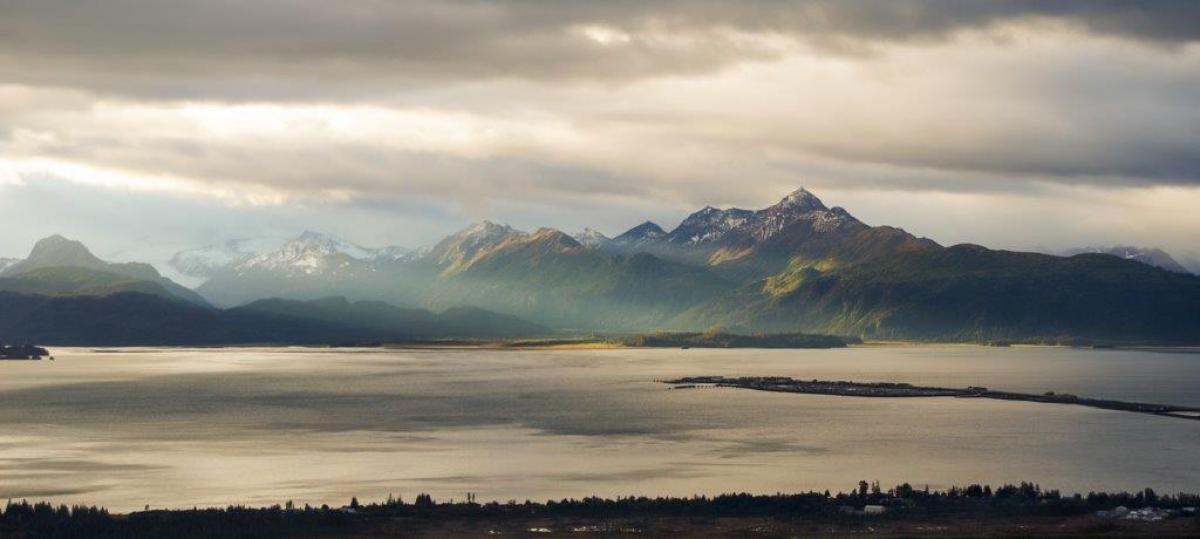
[16, 188, 1200, 344]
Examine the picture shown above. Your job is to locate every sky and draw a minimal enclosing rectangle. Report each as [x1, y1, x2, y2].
[1, 0, 1199, 270]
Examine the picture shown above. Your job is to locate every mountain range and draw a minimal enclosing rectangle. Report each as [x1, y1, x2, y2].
[3, 188, 1199, 344]
[0, 236, 544, 345]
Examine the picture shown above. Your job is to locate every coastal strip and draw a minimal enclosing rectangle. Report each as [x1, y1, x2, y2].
[662, 376, 1200, 421]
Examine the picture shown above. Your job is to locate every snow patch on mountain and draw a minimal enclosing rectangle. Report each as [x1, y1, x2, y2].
[668, 207, 756, 245]
[572, 228, 611, 248]
[169, 237, 288, 278]
[663, 188, 857, 246]
[174, 231, 417, 279]
[754, 188, 846, 239]
[291, 231, 377, 260]
[373, 245, 423, 262]
[772, 187, 827, 213]
[235, 231, 413, 276]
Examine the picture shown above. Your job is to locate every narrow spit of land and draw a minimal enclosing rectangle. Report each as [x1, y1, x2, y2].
[663, 376, 1200, 421]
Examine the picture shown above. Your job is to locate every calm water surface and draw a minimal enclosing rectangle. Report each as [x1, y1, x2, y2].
[1, 345, 1198, 511]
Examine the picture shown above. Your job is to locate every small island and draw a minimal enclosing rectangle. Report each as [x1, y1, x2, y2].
[663, 376, 1200, 421]
[0, 344, 50, 360]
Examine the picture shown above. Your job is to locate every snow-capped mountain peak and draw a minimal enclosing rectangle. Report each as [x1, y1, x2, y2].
[770, 187, 827, 214]
[171, 231, 414, 279]
[169, 237, 288, 279]
[754, 187, 850, 239]
[236, 231, 418, 275]
[291, 230, 377, 260]
[652, 187, 858, 246]
[573, 228, 611, 248]
[668, 206, 755, 245]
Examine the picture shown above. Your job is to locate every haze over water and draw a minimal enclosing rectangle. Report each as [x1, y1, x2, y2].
[1, 346, 1198, 512]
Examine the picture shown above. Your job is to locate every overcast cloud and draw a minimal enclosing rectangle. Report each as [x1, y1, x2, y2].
[0, 0, 1198, 265]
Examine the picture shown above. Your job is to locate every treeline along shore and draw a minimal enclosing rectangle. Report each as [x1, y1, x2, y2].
[664, 376, 1200, 421]
[3, 482, 1198, 538]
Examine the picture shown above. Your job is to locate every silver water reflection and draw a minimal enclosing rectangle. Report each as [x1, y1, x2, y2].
[1, 345, 1198, 511]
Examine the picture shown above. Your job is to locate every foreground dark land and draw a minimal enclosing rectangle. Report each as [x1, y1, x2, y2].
[666, 376, 1200, 421]
[5, 483, 1199, 538]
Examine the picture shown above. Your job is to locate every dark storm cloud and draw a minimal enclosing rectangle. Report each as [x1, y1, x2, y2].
[1, 0, 1197, 100]
[2, 1, 1200, 259]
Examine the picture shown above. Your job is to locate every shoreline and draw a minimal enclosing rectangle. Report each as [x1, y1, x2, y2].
[5, 482, 1198, 537]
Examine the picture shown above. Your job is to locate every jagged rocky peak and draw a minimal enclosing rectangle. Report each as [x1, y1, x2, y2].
[614, 221, 666, 244]
[751, 188, 864, 239]
[668, 206, 756, 245]
[432, 221, 527, 269]
[768, 187, 827, 214]
[454, 220, 523, 242]
[653, 187, 863, 247]
[530, 228, 583, 249]
[681, 206, 755, 227]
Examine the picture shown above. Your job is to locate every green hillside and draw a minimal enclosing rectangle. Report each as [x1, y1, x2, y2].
[429, 230, 734, 330]
[692, 244, 1200, 343]
[0, 267, 182, 301]
[0, 292, 547, 346]
[1, 235, 208, 306]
